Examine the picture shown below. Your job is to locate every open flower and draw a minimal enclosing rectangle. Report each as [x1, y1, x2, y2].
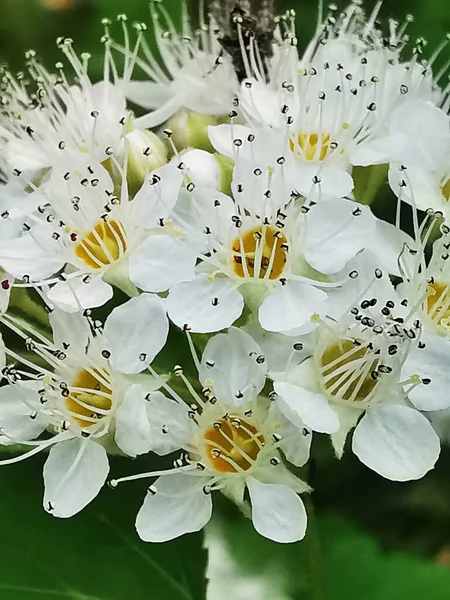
[268, 260, 441, 481]
[109, 327, 311, 543]
[111, 5, 236, 128]
[0, 39, 132, 175]
[0, 159, 194, 311]
[165, 149, 407, 333]
[0, 294, 168, 517]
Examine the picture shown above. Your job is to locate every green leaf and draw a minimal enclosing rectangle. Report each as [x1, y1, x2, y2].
[217, 504, 450, 600]
[0, 454, 207, 600]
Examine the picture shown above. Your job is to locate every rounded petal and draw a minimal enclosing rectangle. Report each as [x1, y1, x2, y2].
[182, 149, 220, 189]
[43, 438, 109, 518]
[0, 230, 65, 280]
[104, 294, 169, 374]
[132, 163, 183, 228]
[403, 334, 450, 411]
[115, 384, 152, 457]
[166, 275, 244, 333]
[259, 281, 328, 335]
[293, 165, 354, 199]
[46, 277, 113, 313]
[352, 405, 440, 481]
[199, 327, 267, 406]
[208, 124, 251, 159]
[268, 403, 312, 467]
[0, 383, 48, 444]
[49, 309, 91, 353]
[129, 235, 197, 293]
[146, 391, 195, 456]
[135, 474, 213, 542]
[274, 381, 340, 434]
[304, 199, 375, 274]
[247, 477, 307, 543]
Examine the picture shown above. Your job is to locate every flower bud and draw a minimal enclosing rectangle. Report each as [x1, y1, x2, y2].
[164, 110, 228, 154]
[125, 130, 168, 197]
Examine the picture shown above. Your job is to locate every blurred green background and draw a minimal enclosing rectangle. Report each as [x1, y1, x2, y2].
[1, 0, 449, 74]
[1, 1, 450, 598]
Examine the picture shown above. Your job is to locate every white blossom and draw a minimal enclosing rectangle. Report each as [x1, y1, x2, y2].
[109, 328, 311, 543]
[0, 297, 168, 517]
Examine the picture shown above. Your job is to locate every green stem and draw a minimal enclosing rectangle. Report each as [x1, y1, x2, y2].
[304, 496, 325, 600]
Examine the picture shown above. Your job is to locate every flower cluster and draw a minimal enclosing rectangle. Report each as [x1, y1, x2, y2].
[0, 0, 449, 544]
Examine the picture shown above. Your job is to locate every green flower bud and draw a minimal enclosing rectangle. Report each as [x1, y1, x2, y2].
[164, 110, 229, 154]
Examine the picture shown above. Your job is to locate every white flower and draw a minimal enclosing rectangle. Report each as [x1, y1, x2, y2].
[109, 328, 311, 543]
[388, 105, 450, 218]
[0, 40, 133, 175]
[268, 263, 441, 481]
[112, 7, 236, 128]
[0, 160, 193, 311]
[164, 150, 404, 334]
[0, 295, 169, 517]
[213, 5, 447, 199]
[393, 231, 450, 412]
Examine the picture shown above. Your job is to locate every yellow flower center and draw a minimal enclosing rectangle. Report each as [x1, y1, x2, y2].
[231, 226, 287, 280]
[203, 416, 265, 473]
[289, 132, 336, 162]
[440, 176, 450, 202]
[66, 368, 112, 428]
[74, 220, 127, 270]
[426, 281, 450, 331]
[320, 339, 379, 402]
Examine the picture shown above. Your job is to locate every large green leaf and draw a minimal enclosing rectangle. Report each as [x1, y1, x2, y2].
[0, 454, 207, 600]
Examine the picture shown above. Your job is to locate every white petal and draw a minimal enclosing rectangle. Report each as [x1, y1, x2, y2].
[350, 134, 406, 166]
[124, 80, 173, 110]
[369, 220, 412, 277]
[182, 149, 220, 189]
[104, 294, 168, 374]
[166, 275, 244, 333]
[330, 404, 363, 459]
[0, 230, 65, 280]
[146, 391, 195, 456]
[49, 309, 90, 353]
[199, 327, 266, 406]
[134, 95, 183, 129]
[43, 438, 109, 518]
[274, 381, 340, 434]
[268, 403, 312, 467]
[352, 405, 440, 481]
[115, 385, 152, 457]
[129, 235, 197, 293]
[0, 383, 48, 444]
[240, 79, 285, 127]
[247, 477, 307, 543]
[304, 198, 375, 273]
[136, 474, 213, 542]
[259, 281, 328, 335]
[403, 334, 450, 411]
[132, 163, 183, 228]
[387, 100, 450, 169]
[208, 124, 251, 159]
[243, 321, 312, 377]
[293, 165, 354, 199]
[46, 277, 113, 313]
